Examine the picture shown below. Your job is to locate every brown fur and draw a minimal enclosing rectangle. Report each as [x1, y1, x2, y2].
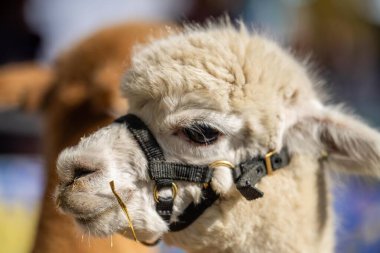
[0, 63, 52, 111]
[34, 22, 177, 253]
[0, 22, 176, 253]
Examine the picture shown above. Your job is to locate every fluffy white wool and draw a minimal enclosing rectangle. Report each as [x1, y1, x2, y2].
[55, 22, 380, 253]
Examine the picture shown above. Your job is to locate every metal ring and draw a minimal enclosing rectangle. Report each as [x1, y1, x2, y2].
[153, 182, 178, 203]
[208, 160, 235, 170]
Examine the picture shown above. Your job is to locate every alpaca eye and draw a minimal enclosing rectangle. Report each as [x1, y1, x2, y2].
[182, 124, 220, 145]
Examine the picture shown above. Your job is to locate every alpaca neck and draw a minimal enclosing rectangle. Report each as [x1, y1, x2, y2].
[165, 156, 335, 253]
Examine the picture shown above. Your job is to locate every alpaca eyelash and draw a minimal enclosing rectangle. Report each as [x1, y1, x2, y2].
[180, 123, 221, 145]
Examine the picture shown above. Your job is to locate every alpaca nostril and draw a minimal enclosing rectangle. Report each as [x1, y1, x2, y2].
[73, 167, 96, 180]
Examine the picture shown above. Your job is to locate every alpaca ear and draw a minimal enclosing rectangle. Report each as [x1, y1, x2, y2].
[284, 106, 380, 177]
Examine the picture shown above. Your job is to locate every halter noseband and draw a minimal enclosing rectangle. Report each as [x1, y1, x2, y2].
[115, 114, 290, 240]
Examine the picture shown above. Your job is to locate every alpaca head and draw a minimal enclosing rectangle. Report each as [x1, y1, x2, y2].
[56, 23, 380, 244]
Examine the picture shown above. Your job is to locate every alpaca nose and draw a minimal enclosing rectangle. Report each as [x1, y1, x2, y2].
[73, 167, 96, 180]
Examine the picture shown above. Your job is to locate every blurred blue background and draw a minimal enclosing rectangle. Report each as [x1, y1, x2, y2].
[0, 0, 380, 253]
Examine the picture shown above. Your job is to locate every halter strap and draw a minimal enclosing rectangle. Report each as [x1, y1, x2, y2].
[115, 114, 291, 239]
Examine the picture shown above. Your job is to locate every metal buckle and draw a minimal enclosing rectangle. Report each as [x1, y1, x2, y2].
[264, 150, 276, 175]
[153, 182, 178, 203]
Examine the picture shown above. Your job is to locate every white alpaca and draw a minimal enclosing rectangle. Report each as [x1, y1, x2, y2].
[55, 23, 380, 253]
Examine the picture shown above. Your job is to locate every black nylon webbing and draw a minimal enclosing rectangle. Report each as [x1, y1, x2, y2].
[156, 197, 174, 223]
[234, 147, 290, 200]
[234, 147, 290, 181]
[270, 148, 290, 170]
[149, 161, 213, 183]
[115, 114, 220, 236]
[116, 114, 176, 230]
[169, 186, 219, 232]
[116, 114, 165, 162]
[114, 114, 291, 236]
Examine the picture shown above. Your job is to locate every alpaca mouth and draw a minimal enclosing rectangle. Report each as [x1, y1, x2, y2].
[61, 203, 113, 220]
[75, 213, 102, 224]
[72, 205, 115, 226]
[56, 189, 115, 219]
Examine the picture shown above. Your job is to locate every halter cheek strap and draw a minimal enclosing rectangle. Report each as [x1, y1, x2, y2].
[115, 114, 291, 238]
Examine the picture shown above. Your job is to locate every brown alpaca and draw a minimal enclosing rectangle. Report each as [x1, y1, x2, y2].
[0, 22, 175, 253]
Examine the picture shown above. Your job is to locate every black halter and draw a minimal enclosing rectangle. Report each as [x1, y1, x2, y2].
[115, 114, 290, 241]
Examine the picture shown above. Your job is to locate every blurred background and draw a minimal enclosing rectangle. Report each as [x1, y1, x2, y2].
[0, 0, 379, 253]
